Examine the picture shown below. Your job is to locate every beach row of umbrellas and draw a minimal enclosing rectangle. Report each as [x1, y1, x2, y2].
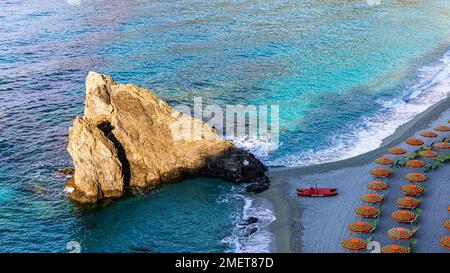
[342, 122, 450, 252]
[441, 122, 450, 251]
[388, 127, 444, 252]
[434, 122, 450, 251]
[402, 123, 450, 251]
[441, 212, 450, 249]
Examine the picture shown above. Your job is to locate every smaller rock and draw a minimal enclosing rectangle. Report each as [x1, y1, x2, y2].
[244, 227, 259, 237]
[244, 217, 259, 225]
[131, 246, 152, 253]
[31, 184, 49, 195]
[57, 167, 74, 176]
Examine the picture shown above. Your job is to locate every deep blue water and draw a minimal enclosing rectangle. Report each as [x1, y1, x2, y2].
[0, 0, 450, 252]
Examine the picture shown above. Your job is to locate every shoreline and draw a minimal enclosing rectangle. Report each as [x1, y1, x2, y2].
[261, 94, 450, 253]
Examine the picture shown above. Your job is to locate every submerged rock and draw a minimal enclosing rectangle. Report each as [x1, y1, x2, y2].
[240, 217, 259, 226]
[65, 72, 269, 203]
[244, 227, 259, 237]
[57, 167, 74, 176]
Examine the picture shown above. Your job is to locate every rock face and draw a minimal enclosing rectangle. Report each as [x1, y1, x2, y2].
[66, 117, 124, 203]
[65, 72, 269, 203]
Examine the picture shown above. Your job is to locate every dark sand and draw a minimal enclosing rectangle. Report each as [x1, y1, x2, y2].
[262, 96, 450, 253]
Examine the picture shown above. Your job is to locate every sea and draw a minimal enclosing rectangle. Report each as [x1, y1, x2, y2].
[0, 0, 449, 252]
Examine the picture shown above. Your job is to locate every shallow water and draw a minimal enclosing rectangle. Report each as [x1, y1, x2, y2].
[1, 0, 450, 252]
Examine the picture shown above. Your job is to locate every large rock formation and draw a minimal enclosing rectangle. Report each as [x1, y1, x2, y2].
[65, 72, 270, 203]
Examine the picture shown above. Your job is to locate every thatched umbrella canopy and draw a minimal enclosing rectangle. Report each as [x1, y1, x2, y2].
[396, 197, 420, 209]
[420, 131, 438, 138]
[355, 206, 380, 218]
[444, 220, 450, 231]
[391, 210, 417, 223]
[405, 159, 426, 168]
[401, 184, 424, 196]
[371, 168, 392, 178]
[381, 245, 410, 253]
[406, 173, 428, 183]
[419, 149, 438, 158]
[361, 193, 383, 204]
[348, 222, 373, 234]
[387, 228, 414, 240]
[434, 125, 450, 132]
[440, 236, 450, 249]
[341, 238, 367, 251]
[434, 142, 450, 150]
[405, 138, 424, 146]
[375, 157, 394, 165]
[388, 147, 407, 155]
[367, 181, 388, 191]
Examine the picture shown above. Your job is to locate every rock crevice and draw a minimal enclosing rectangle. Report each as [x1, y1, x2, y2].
[65, 72, 270, 203]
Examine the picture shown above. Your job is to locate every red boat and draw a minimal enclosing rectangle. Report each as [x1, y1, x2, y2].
[296, 185, 337, 197]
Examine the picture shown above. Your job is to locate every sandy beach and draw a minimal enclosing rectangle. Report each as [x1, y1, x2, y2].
[262, 96, 450, 253]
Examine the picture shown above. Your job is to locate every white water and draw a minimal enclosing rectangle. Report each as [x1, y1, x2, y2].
[218, 186, 276, 253]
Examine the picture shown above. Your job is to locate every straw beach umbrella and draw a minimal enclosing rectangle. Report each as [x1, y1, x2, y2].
[420, 131, 438, 138]
[434, 125, 450, 132]
[355, 206, 380, 218]
[396, 197, 420, 208]
[387, 228, 414, 240]
[444, 220, 450, 231]
[440, 236, 450, 249]
[388, 147, 407, 155]
[406, 173, 427, 183]
[341, 238, 367, 251]
[391, 210, 417, 223]
[401, 184, 424, 196]
[405, 138, 424, 146]
[434, 142, 450, 150]
[361, 193, 383, 204]
[367, 181, 388, 191]
[375, 157, 394, 165]
[348, 222, 373, 234]
[419, 149, 438, 158]
[405, 159, 426, 168]
[381, 245, 410, 253]
[371, 168, 392, 178]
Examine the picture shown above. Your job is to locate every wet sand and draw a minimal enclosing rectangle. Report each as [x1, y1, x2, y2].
[262, 96, 450, 253]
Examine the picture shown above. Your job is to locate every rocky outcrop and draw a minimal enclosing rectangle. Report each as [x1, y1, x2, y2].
[65, 72, 269, 203]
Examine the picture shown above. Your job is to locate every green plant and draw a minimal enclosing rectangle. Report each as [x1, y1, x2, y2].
[415, 208, 422, 217]
[425, 155, 450, 172]
[393, 160, 405, 167]
[369, 220, 378, 232]
[406, 238, 417, 253]
[405, 146, 431, 160]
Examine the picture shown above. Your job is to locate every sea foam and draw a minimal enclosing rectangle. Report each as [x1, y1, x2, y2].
[219, 186, 276, 253]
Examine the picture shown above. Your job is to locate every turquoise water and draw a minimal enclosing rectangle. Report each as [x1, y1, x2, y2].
[1, 0, 450, 252]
